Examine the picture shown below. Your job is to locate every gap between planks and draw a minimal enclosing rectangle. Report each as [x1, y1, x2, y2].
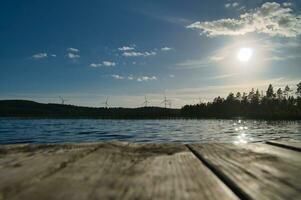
[185, 144, 251, 200]
[266, 141, 301, 152]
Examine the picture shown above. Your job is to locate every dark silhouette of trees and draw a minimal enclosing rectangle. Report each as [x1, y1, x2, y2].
[181, 82, 301, 119]
[266, 84, 275, 98]
[1, 82, 301, 119]
[297, 82, 301, 97]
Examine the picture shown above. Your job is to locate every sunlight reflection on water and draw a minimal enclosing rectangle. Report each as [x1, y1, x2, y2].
[0, 118, 300, 144]
[233, 120, 252, 144]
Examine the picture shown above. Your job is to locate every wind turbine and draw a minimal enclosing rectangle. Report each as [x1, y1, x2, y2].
[59, 96, 68, 105]
[142, 96, 150, 107]
[167, 99, 172, 108]
[102, 97, 109, 108]
[161, 95, 169, 108]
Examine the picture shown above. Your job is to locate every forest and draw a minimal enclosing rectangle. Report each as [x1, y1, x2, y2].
[181, 82, 301, 119]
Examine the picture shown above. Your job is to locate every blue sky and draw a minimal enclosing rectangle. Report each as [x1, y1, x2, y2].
[1, 0, 301, 107]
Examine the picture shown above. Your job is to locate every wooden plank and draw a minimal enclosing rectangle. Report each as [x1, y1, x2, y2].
[188, 143, 301, 200]
[241, 142, 301, 165]
[0, 143, 103, 199]
[266, 141, 301, 152]
[8, 143, 238, 200]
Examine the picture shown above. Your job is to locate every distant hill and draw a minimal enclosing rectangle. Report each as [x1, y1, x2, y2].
[0, 100, 181, 119]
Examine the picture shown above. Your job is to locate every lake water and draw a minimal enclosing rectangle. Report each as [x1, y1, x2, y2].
[0, 118, 301, 144]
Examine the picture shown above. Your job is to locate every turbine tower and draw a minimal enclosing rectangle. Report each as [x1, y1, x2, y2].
[161, 95, 169, 108]
[142, 96, 150, 107]
[167, 99, 172, 108]
[59, 96, 68, 105]
[102, 97, 109, 108]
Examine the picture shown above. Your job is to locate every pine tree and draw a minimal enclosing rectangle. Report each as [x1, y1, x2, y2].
[266, 84, 275, 98]
[297, 82, 301, 97]
[276, 88, 283, 99]
[284, 85, 291, 99]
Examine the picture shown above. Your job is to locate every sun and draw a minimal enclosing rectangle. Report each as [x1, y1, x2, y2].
[237, 48, 253, 62]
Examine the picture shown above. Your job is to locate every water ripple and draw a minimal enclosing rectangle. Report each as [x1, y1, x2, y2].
[0, 118, 300, 144]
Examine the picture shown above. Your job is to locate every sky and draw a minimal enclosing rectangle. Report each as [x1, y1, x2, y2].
[0, 0, 301, 108]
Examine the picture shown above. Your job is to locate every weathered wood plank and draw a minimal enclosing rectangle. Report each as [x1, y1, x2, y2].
[266, 141, 301, 152]
[241, 142, 301, 164]
[188, 143, 301, 200]
[0, 143, 104, 199]
[8, 143, 238, 200]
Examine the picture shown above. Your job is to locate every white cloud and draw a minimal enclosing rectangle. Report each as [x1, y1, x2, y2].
[67, 48, 80, 53]
[111, 75, 157, 82]
[265, 54, 301, 61]
[102, 61, 116, 67]
[161, 47, 173, 51]
[188, 2, 301, 37]
[283, 2, 292, 7]
[169, 74, 175, 78]
[137, 76, 157, 82]
[90, 63, 102, 67]
[118, 46, 135, 51]
[225, 3, 231, 8]
[90, 61, 116, 67]
[67, 52, 80, 59]
[176, 59, 208, 68]
[232, 2, 239, 7]
[122, 51, 156, 57]
[225, 2, 239, 8]
[111, 74, 124, 80]
[51, 54, 56, 57]
[32, 53, 48, 59]
[208, 73, 240, 80]
[66, 48, 80, 59]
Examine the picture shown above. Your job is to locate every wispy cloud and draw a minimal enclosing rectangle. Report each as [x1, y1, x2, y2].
[225, 1, 245, 11]
[265, 55, 301, 61]
[66, 48, 80, 59]
[225, 2, 239, 8]
[137, 76, 157, 82]
[90, 61, 116, 67]
[67, 52, 80, 59]
[161, 47, 173, 51]
[207, 73, 240, 80]
[90, 63, 102, 67]
[111, 74, 124, 80]
[111, 74, 157, 82]
[32, 53, 48, 59]
[122, 51, 156, 57]
[103, 61, 116, 67]
[67, 48, 80, 53]
[187, 2, 301, 37]
[118, 46, 135, 51]
[283, 2, 292, 7]
[176, 58, 209, 69]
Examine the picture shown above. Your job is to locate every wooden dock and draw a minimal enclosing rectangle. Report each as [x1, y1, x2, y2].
[0, 140, 301, 200]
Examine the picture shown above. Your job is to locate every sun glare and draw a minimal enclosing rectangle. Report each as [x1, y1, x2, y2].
[237, 48, 253, 62]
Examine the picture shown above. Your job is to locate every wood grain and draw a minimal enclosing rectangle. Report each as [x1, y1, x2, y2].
[188, 143, 301, 200]
[266, 140, 301, 152]
[0, 143, 103, 199]
[6, 142, 238, 200]
[1, 141, 301, 200]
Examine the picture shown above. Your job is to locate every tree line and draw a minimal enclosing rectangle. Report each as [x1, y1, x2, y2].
[1, 82, 301, 119]
[181, 82, 301, 119]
